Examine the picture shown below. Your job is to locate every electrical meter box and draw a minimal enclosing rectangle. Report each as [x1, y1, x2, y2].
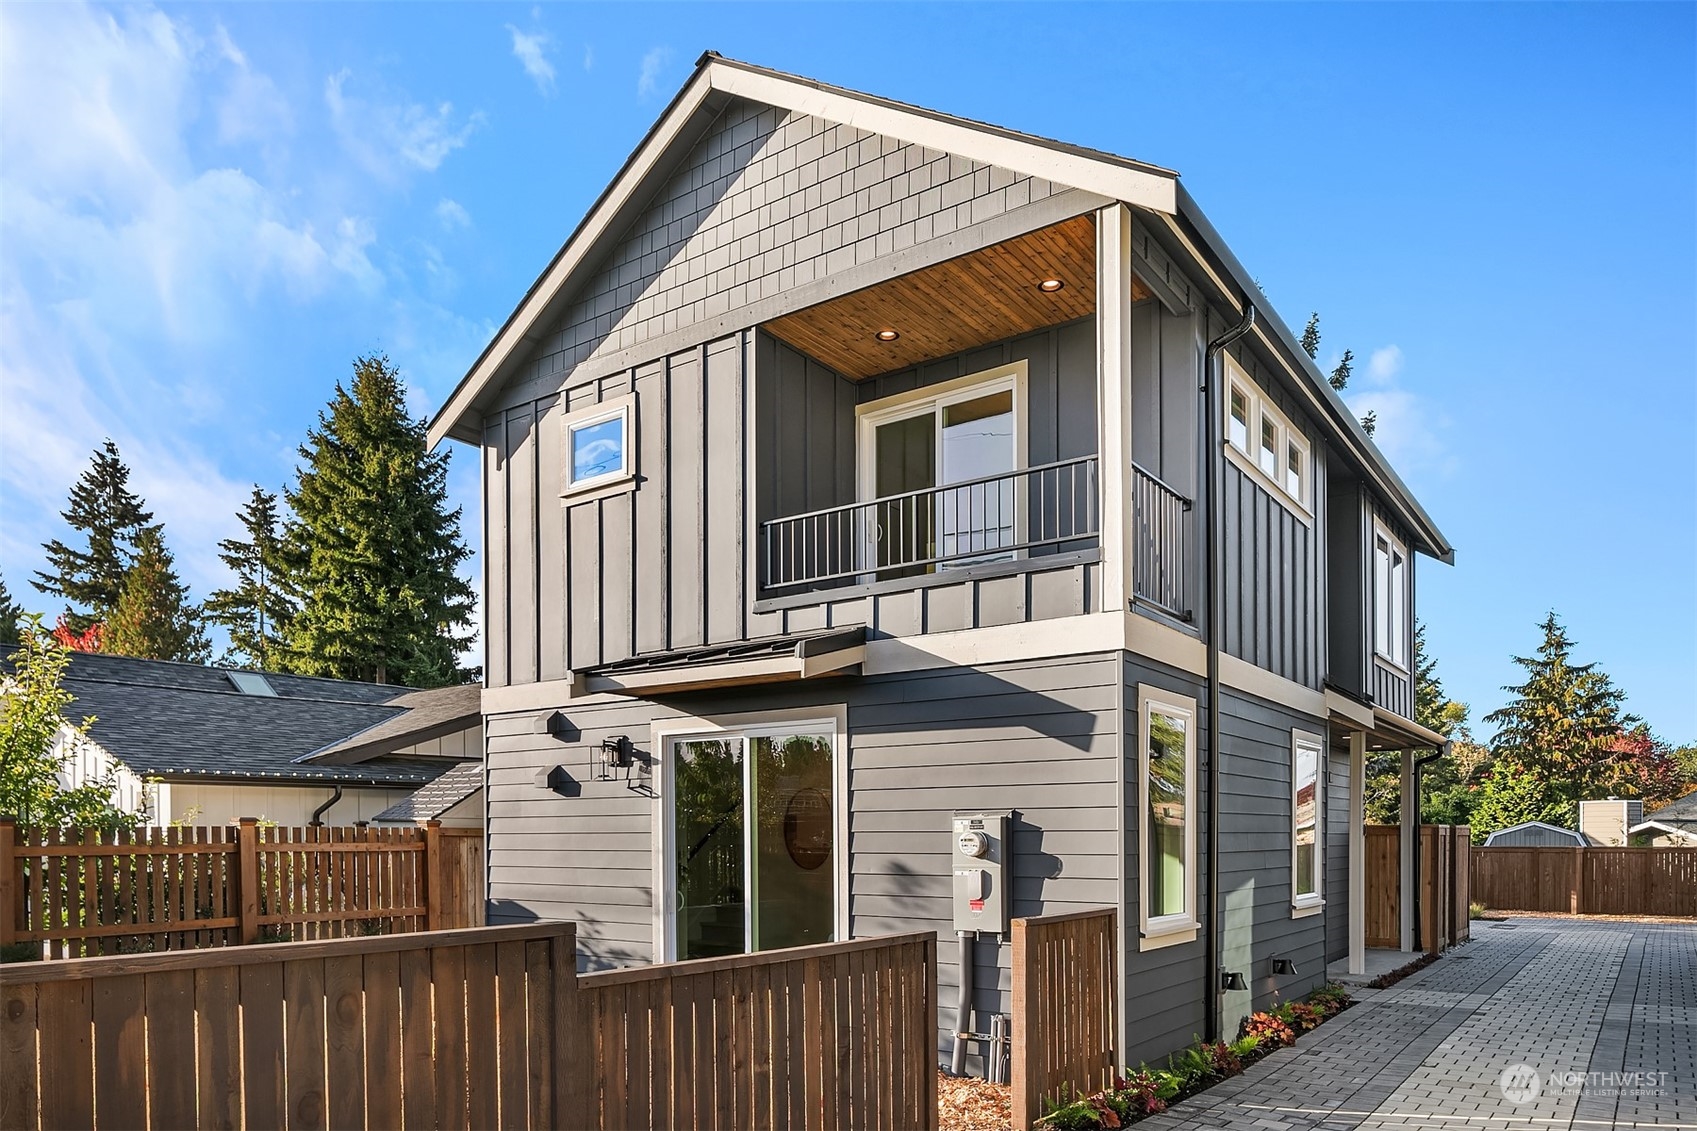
[951, 812, 1010, 934]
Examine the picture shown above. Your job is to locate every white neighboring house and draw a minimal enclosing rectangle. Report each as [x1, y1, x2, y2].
[1629, 792, 1697, 846]
[10, 653, 483, 828]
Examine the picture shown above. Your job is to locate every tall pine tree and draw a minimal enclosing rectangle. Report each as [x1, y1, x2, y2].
[205, 487, 293, 670]
[0, 573, 24, 648]
[105, 527, 211, 663]
[281, 354, 476, 687]
[1290, 314, 1373, 432]
[1483, 612, 1633, 820]
[33, 440, 156, 630]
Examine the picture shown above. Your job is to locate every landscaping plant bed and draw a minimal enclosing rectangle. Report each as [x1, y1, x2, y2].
[1030, 984, 1354, 1130]
[939, 1071, 1013, 1131]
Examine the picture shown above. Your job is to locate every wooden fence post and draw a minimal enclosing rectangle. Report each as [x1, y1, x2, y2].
[236, 817, 260, 944]
[424, 821, 444, 932]
[1572, 846, 1585, 914]
[1010, 917, 1033, 1131]
[0, 818, 15, 948]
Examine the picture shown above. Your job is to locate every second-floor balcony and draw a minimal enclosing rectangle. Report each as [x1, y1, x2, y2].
[760, 457, 1193, 621]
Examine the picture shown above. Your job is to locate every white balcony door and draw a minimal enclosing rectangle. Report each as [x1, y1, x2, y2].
[856, 363, 1027, 574]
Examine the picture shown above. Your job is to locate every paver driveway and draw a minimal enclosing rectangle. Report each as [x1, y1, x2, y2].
[1138, 917, 1696, 1130]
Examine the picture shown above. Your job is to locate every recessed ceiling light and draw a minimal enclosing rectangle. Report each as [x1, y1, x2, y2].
[874, 329, 900, 342]
[1038, 278, 1065, 293]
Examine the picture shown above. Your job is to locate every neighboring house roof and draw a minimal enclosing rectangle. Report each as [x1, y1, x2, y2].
[425, 52, 1451, 563]
[1644, 792, 1697, 826]
[28, 653, 474, 787]
[297, 683, 483, 766]
[372, 761, 484, 823]
[1628, 820, 1697, 842]
[1482, 821, 1588, 846]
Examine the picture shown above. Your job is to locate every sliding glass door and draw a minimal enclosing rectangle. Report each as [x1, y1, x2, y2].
[671, 724, 836, 960]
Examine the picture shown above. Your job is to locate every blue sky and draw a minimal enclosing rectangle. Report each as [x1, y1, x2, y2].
[1, 3, 1692, 739]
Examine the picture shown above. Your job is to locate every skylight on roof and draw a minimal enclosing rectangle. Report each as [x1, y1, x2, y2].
[227, 671, 278, 696]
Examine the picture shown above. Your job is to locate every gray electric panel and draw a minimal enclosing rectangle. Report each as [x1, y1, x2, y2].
[951, 811, 1010, 934]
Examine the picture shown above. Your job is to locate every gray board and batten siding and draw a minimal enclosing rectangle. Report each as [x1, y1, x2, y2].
[1325, 472, 1415, 716]
[483, 651, 1125, 1070]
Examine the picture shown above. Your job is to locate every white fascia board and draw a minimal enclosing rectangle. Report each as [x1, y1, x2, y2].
[709, 66, 1177, 215]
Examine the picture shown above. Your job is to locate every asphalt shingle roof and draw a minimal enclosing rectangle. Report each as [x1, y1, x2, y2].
[299, 683, 482, 765]
[33, 653, 470, 787]
[372, 761, 484, 823]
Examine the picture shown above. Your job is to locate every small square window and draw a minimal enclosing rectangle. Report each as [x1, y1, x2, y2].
[562, 398, 634, 497]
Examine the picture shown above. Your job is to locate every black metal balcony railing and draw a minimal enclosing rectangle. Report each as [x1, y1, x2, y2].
[1131, 463, 1192, 619]
[761, 456, 1100, 591]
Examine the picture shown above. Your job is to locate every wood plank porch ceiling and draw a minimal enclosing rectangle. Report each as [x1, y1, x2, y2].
[764, 214, 1145, 380]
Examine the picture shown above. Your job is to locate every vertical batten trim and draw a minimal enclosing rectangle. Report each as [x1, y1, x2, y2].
[699, 341, 710, 643]
[531, 400, 543, 682]
[661, 355, 674, 651]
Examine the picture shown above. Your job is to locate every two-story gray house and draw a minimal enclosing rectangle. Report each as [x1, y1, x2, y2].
[428, 54, 1453, 1071]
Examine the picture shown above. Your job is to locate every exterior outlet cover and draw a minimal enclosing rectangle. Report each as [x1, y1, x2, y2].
[951, 811, 1010, 934]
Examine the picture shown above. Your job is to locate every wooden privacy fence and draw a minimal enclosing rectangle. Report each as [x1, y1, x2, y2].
[1471, 846, 1697, 916]
[0, 923, 939, 1131]
[1010, 908, 1118, 1131]
[1364, 825, 1470, 952]
[578, 932, 938, 1131]
[0, 819, 484, 958]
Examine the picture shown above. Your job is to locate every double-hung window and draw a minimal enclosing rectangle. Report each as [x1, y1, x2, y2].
[1138, 686, 1198, 948]
[1291, 731, 1323, 915]
[1224, 359, 1310, 515]
[1373, 521, 1409, 667]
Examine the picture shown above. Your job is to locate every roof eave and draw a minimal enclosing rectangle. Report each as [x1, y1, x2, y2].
[1165, 184, 1455, 566]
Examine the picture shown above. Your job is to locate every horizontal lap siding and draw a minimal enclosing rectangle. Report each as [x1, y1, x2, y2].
[1326, 741, 1351, 962]
[1215, 689, 1328, 1035]
[482, 654, 1123, 1074]
[1121, 656, 1208, 1066]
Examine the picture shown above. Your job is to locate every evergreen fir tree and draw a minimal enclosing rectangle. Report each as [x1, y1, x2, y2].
[1360, 409, 1378, 437]
[1484, 612, 1633, 816]
[1330, 348, 1353, 391]
[280, 354, 476, 687]
[105, 527, 210, 663]
[33, 440, 156, 630]
[205, 486, 293, 670]
[0, 573, 24, 648]
[1300, 313, 1322, 360]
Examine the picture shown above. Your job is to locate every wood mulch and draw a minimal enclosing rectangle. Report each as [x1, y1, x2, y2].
[1483, 910, 1696, 924]
[938, 1071, 1012, 1131]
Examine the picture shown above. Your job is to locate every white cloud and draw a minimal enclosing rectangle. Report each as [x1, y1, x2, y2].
[325, 69, 484, 180]
[637, 47, 672, 99]
[583, 45, 595, 72]
[1344, 344, 1455, 481]
[435, 198, 471, 231]
[1366, 344, 1404, 387]
[211, 23, 292, 147]
[506, 25, 556, 95]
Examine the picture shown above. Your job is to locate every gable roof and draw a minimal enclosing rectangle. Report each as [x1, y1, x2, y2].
[372, 761, 484, 824]
[30, 654, 471, 787]
[427, 53, 1451, 563]
[1646, 791, 1697, 824]
[1482, 820, 1587, 846]
[296, 683, 482, 766]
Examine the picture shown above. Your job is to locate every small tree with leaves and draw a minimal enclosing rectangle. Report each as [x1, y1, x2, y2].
[280, 354, 476, 686]
[1484, 612, 1633, 822]
[33, 441, 156, 631]
[105, 528, 210, 663]
[0, 617, 136, 829]
[205, 486, 293, 669]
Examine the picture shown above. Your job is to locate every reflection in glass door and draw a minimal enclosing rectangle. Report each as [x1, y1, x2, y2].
[671, 726, 835, 960]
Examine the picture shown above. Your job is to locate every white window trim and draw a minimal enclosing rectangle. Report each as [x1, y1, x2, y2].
[1291, 729, 1325, 917]
[1372, 519, 1411, 672]
[853, 361, 1030, 504]
[560, 393, 636, 500]
[1221, 357, 1313, 523]
[1137, 685, 1199, 951]
[649, 704, 849, 964]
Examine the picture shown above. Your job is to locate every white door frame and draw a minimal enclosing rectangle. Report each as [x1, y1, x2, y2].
[649, 704, 850, 963]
